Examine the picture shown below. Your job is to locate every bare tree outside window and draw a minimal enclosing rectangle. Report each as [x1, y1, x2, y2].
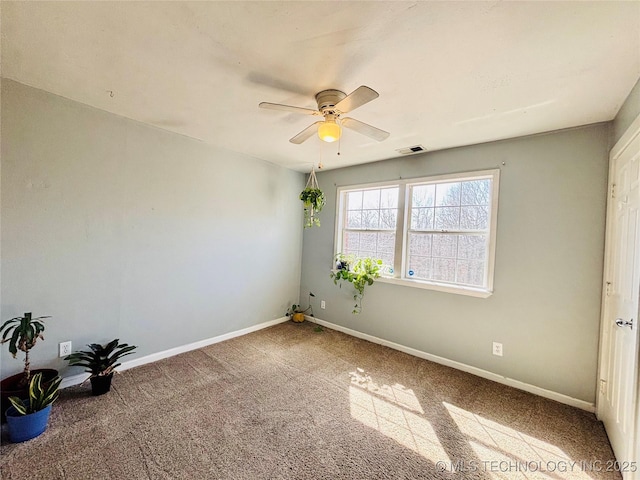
[408, 178, 492, 287]
[342, 187, 398, 272]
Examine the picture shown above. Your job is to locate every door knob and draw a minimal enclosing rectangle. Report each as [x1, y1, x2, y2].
[616, 318, 634, 329]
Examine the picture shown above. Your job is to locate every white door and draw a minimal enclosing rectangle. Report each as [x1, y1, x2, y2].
[599, 122, 640, 475]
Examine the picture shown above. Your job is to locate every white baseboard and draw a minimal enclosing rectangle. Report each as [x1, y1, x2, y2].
[60, 373, 90, 390]
[60, 316, 289, 389]
[307, 315, 595, 412]
[61, 314, 595, 412]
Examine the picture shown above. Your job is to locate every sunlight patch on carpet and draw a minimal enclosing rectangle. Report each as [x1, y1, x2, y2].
[349, 368, 450, 463]
[444, 402, 596, 480]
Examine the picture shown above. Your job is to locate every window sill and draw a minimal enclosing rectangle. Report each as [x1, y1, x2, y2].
[376, 276, 493, 298]
[330, 270, 492, 298]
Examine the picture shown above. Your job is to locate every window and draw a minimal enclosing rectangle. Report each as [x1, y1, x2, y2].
[335, 170, 499, 297]
[342, 187, 399, 274]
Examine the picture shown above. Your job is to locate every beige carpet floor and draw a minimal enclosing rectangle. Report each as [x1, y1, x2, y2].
[0, 321, 621, 479]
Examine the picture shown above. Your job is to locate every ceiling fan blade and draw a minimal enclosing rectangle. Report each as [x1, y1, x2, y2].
[341, 118, 390, 142]
[259, 102, 320, 116]
[290, 121, 323, 144]
[334, 86, 379, 113]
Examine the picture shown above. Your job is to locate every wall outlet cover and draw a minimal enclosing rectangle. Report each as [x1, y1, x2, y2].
[59, 341, 72, 358]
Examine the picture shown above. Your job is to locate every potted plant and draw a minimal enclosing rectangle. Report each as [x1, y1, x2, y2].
[300, 188, 325, 228]
[330, 256, 383, 314]
[65, 339, 137, 396]
[0, 312, 58, 422]
[300, 168, 325, 228]
[335, 253, 354, 271]
[5, 372, 62, 443]
[285, 292, 315, 323]
[286, 304, 311, 323]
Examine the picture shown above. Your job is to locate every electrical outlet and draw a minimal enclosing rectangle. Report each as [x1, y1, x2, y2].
[59, 341, 72, 358]
[321, 300, 326, 309]
[492, 342, 503, 357]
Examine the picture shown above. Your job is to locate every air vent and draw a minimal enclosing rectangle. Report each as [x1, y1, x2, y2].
[396, 145, 427, 155]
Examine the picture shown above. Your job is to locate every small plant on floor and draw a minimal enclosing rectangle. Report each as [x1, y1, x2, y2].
[286, 304, 310, 323]
[5, 372, 62, 443]
[330, 255, 382, 314]
[65, 339, 137, 395]
[8, 372, 62, 416]
[285, 292, 315, 323]
[0, 312, 51, 388]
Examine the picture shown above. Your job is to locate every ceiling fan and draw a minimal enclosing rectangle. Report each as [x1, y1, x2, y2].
[259, 86, 390, 144]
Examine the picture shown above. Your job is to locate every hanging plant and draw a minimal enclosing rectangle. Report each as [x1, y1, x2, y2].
[300, 168, 325, 228]
[300, 188, 325, 227]
[330, 254, 382, 314]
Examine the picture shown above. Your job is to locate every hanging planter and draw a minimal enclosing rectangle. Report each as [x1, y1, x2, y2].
[330, 254, 383, 314]
[300, 168, 325, 228]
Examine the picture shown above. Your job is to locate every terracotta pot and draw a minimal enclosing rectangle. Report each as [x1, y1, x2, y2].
[292, 313, 305, 323]
[0, 369, 59, 423]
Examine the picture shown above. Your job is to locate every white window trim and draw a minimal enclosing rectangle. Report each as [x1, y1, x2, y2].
[334, 169, 500, 297]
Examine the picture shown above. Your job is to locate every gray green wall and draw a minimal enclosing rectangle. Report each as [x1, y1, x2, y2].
[0, 79, 305, 380]
[613, 77, 640, 145]
[4, 72, 635, 403]
[300, 124, 610, 403]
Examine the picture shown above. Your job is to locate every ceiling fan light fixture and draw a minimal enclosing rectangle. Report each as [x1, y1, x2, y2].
[318, 115, 341, 143]
[260, 86, 389, 144]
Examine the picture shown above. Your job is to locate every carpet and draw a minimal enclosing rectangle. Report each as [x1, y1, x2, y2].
[0, 321, 621, 479]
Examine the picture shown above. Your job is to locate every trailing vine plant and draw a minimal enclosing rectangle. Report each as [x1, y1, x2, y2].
[285, 292, 316, 323]
[330, 254, 383, 314]
[300, 168, 325, 228]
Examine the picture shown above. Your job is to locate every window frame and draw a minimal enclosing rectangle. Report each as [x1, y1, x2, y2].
[334, 169, 500, 298]
[335, 181, 402, 273]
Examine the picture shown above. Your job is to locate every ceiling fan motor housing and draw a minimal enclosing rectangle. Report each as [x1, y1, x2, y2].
[315, 89, 347, 114]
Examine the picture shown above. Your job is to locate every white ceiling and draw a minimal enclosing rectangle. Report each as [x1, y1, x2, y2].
[2, 1, 639, 172]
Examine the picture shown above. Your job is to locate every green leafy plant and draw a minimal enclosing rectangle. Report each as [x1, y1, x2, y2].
[8, 372, 62, 415]
[334, 253, 354, 271]
[65, 339, 137, 379]
[285, 292, 315, 323]
[300, 187, 325, 228]
[286, 304, 311, 317]
[330, 255, 383, 314]
[0, 312, 51, 387]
